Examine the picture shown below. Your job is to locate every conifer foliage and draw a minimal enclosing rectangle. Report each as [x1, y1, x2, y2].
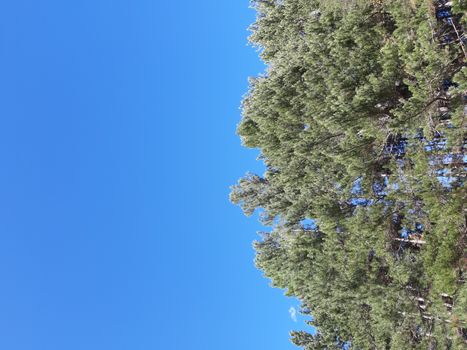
[231, 0, 467, 348]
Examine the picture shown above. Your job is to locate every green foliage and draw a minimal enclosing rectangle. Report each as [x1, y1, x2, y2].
[232, 0, 466, 348]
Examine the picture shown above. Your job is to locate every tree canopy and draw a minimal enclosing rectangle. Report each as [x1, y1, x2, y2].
[232, 0, 466, 348]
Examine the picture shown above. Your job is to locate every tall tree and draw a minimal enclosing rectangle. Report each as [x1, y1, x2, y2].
[232, 0, 466, 347]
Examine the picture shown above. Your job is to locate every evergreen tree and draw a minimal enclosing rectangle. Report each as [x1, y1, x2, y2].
[232, 0, 466, 347]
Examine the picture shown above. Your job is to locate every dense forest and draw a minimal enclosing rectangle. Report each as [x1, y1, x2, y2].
[231, 0, 466, 348]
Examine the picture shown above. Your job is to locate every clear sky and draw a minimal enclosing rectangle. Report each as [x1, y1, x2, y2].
[0, 1, 310, 349]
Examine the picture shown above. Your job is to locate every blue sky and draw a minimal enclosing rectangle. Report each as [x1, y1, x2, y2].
[0, 1, 311, 349]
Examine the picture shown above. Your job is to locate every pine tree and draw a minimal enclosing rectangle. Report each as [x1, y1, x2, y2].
[232, 0, 466, 347]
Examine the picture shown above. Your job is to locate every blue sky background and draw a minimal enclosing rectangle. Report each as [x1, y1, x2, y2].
[0, 1, 312, 349]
